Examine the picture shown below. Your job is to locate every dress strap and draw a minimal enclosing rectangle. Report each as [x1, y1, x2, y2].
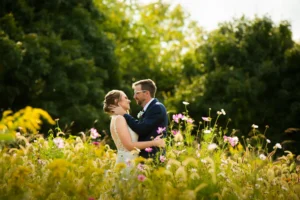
[113, 115, 119, 134]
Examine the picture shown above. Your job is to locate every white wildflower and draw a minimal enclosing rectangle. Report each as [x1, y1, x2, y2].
[218, 172, 226, 178]
[221, 159, 228, 165]
[201, 159, 207, 164]
[181, 116, 188, 121]
[190, 168, 197, 173]
[259, 154, 267, 160]
[281, 186, 288, 191]
[252, 124, 258, 129]
[207, 143, 218, 151]
[182, 101, 189, 105]
[273, 143, 282, 149]
[221, 109, 226, 115]
[204, 129, 211, 134]
[175, 142, 182, 146]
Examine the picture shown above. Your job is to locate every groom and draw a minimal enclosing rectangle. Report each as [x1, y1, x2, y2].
[112, 79, 168, 158]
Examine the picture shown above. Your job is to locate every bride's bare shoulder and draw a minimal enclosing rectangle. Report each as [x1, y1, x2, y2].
[112, 114, 125, 119]
[113, 115, 126, 123]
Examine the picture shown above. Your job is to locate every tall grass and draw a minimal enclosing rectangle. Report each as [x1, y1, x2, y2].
[0, 107, 300, 200]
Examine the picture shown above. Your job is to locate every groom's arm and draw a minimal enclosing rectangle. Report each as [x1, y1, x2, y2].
[124, 105, 165, 137]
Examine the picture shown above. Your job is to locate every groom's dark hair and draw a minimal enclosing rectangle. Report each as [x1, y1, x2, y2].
[133, 79, 157, 97]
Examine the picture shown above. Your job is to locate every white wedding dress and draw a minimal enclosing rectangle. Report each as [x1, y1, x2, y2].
[110, 115, 139, 166]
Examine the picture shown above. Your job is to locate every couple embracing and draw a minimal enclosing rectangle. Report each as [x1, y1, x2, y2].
[103, 79, 168, 166]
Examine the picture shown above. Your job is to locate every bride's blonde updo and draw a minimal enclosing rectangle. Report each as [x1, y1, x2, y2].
[103, 90, 123, 114]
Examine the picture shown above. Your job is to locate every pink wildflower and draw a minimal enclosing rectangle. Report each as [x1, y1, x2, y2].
[90, 128, 100, 139]
[160, 155, 166, 162]
[53, 137, 64, 148]
[171, 130, 179, 135]
[137, 163, 145, 171]
[137, 174, 146, 182]
[173, 114, 183, 123]
[223, 136, 229, 142]
[229, 137, 239, 147]
[202, 117, 211, 122]
[145, 147, 153, 152]
[92, 141, 100, 146]
[187, 118, 194, 124]
[157, 127, 166, 134]
[223, 136, 239, 147]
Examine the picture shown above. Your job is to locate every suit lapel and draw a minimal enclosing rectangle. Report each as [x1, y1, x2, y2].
[141, 98, 158, 117]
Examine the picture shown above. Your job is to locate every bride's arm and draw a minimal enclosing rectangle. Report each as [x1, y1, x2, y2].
[115, 115, 164, 151]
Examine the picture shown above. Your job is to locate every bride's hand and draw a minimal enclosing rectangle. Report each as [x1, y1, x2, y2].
[154, 135, 165, 148]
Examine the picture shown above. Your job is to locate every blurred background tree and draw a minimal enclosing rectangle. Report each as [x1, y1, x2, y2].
[1, 0, 299, 146]
[0, 0, 120, 133]
[94, 0, 203, 114]
[167, 16, 300, 143]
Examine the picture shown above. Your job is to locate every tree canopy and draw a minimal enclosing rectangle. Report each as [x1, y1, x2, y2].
[1, 0, 299, 143]
[167, 16, 300, 142]
[0, 0, 119, 132]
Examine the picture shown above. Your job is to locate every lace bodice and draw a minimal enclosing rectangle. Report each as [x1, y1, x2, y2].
[110, 115, 138, 152]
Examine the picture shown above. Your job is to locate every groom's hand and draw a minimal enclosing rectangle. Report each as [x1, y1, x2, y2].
[110, 106, 127, 115]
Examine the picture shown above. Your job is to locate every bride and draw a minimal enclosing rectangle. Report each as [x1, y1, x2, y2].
[103, 90, 165, 166]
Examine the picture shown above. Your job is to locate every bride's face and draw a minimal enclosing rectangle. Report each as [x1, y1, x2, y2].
[118, 92, 131, 111]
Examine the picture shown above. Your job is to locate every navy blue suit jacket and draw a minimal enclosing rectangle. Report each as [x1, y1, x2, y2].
[124, 98, 168, 158]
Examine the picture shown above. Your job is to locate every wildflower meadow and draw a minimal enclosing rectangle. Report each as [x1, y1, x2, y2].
[1, 105, 300, 200]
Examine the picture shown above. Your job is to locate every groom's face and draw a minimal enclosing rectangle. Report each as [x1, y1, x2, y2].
[133, 84, 146, 106]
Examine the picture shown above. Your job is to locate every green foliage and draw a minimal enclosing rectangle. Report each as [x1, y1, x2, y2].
[167, 16, 300, 143]
[1, 109, 299, 199]
[1, 0, 300, 146]
[0, 0, 119, 132]
[94, 0, 203, 113]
